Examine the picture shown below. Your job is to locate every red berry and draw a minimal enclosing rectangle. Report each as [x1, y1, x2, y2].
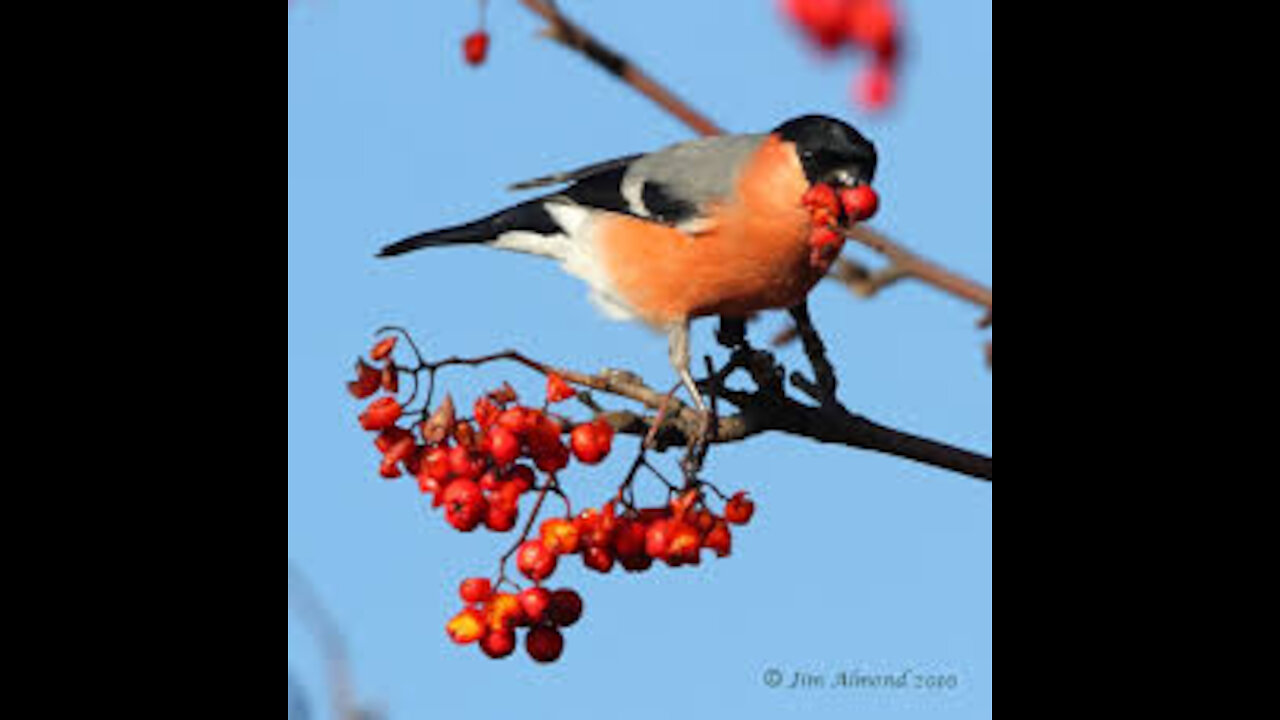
[703, 520, 733, 558]
[546, 589, 583, 628]
[497, 407, 536, 436]
[533, 440, 570, 474]
[612, 519, 648, 560]
[516, 540, 559, 582]
[570, 422, 612, 465]
[463, 31, 490, 66]
[460, 577, 493, 604]
[488, 426, 521, 467]
[665, 522, 703, 567]
[846, 0, 898, 57]
[518, 587, 553, 625]
[448, 445, 481, 480]
[380, 437, 416, 480]
[507, 464, 537, 494]
[785, 0, 847, 49]
[619, 553, 655, 573]
[645, 519, 674, 559]
[540, 518, 582, 556]
[802, 183, 840, 213]
[371, 337, 398, 362]
[480, 628, 517, 659]
[446, 608, 486, 645]
[359, 397, 403, 432]
[485, 499, 519, 533]
[546, 373, 576, 404]
[857, 64, 895, 111]
[526, 625, 565, 664]
[583, 546, 615, 574]
[486, 593, 526, 631]
[725, 492, 757, 526]
[443, 480, 487, 532]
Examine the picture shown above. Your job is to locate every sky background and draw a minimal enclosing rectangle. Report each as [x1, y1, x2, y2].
[289, 1, 992, 718]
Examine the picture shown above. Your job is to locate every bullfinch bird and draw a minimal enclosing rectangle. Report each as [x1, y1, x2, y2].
[380, 115, 879, 412]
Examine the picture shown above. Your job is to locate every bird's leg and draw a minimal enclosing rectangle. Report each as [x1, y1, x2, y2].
[669, 321, 713, 480]
[788, 300, 839, 405]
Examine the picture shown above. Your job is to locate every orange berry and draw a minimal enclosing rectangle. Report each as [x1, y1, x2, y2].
[446, 608, 486, 645]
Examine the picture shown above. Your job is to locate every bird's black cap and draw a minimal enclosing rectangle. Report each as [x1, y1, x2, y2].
[774, 115, 878, 187]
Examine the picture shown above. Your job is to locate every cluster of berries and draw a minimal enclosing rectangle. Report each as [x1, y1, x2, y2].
[447, 579, 584, 663]
[517, 487, 756, 582]
[348, 334, 758, 664]
[781, 0, 902, 110]
[349, 337, 616, 535]
[802, 182, 880, 267]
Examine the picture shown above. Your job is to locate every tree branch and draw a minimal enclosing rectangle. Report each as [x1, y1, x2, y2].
[408, 344, 992, 482]
[516, 0, 993, 350]
[518, 0, 723, 136]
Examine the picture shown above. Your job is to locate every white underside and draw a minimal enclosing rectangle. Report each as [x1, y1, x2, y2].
[490, 204, 638, 323]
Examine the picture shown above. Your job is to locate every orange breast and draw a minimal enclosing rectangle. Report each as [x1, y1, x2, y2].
[595, 136, 825, 328]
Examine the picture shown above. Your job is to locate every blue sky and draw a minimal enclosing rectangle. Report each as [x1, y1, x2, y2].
[289, 1, 992, 718]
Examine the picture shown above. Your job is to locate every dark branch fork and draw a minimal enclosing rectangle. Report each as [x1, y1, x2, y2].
[379, 325, 992, 482]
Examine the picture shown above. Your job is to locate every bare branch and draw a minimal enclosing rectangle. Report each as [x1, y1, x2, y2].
[517, 0, 722, 136]
[289, 563, 370, 720]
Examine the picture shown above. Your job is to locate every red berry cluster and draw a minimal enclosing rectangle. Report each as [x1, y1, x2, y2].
[801, 182, 880, 268]
[448, 579, 583, 663]
[349, 333, 759, 664]
[351, 342, 616, 534]
[523, 489, 755, 579]
[781, 0, 902, 110]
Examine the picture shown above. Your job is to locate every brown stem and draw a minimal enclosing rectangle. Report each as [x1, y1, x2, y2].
[518, 0, 722, 137]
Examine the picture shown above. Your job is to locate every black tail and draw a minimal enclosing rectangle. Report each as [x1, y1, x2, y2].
[378, 201, 562, 258]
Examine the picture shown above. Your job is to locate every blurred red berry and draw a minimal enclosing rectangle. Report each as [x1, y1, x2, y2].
[464, 31, 490, 67]
[858, 63, 895, 110]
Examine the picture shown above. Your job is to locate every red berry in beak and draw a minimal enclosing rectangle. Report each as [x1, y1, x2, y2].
[840, 185, 880, 222]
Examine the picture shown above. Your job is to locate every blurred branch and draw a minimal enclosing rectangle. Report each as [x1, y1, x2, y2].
[289, 671, 310, 720]
[517, 0, 723, 136]
[289, 563, 374, 720]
